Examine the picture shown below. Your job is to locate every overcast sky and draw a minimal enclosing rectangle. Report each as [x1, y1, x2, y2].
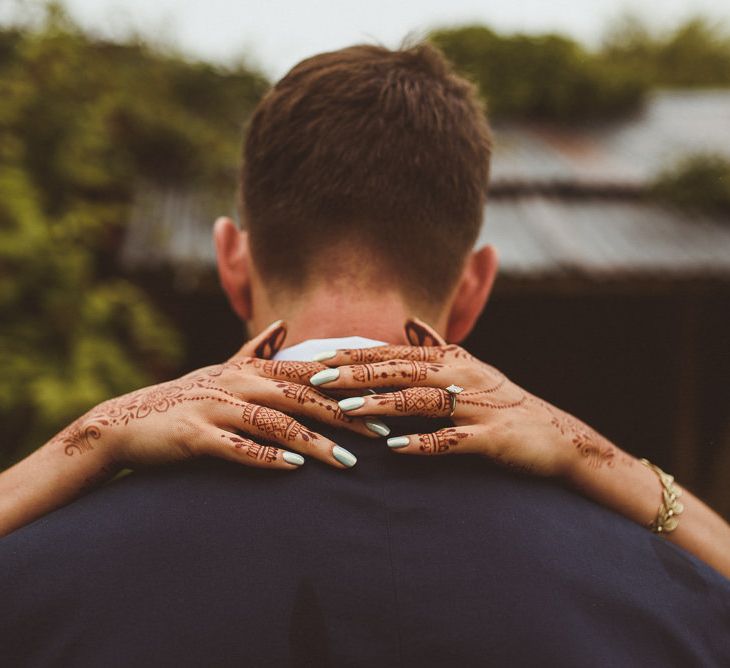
[3, 0, 729, 79]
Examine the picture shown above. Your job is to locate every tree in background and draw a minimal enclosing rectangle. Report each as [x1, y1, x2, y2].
[602, 15, 730, 88]
[429, 25, 645, 121]
[429, 15, 730, 122]
[0, 3, 267, 465]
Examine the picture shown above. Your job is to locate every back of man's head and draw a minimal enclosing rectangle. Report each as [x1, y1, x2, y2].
[240, 42, 492, 311]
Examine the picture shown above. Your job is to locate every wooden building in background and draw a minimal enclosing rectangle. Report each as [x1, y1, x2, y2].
[122, 90, 730, 515]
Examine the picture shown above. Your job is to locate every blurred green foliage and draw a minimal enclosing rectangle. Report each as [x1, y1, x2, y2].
[603, 15, 730, 89]
[651, 154, 730, 218]
[429, 26, 644, 121]
[0, 3, 267, 464]
[430, 16, 730, 121]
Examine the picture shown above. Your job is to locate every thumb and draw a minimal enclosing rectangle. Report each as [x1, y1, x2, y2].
[403, 317, 447, 347]
[231, 319, 287, 360]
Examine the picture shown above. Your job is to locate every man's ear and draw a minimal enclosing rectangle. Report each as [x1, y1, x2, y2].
[213, 216, 252, 321]
[445, 245, 498, 343]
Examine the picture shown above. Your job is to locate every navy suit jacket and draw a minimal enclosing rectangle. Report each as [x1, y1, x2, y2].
[1, 417, 729, 667]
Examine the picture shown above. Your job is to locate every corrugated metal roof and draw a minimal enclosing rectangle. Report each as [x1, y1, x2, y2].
[122, 89, 730, 283]
[480, 196, 730, 278]
[123, 189, 730, 280]
[490, 90, 730, 188]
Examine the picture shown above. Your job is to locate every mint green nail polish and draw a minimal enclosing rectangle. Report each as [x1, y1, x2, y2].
[387, 436, 410, 449]
[283, 451, 305, 466]
[366, 420, 390, 437]
[332, 445, 357, 467]
[310, 368, 340, 386]
[311, 350, 337, 362]
[338, 396, 365, 412]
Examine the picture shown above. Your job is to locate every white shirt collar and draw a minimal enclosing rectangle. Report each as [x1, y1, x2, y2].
[273, 336, 386, 362]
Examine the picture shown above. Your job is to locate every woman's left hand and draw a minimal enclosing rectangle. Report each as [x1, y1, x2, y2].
[300, 334, 620, 480]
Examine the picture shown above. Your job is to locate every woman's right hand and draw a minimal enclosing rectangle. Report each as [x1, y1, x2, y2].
[55, 320, 373, 472]
[1, 320, 375, 537]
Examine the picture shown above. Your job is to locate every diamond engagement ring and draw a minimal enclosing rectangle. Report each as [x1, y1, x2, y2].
[445, 384, 464, 417]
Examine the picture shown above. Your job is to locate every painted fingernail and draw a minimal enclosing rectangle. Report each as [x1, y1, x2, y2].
[283, 451, 305, 466]
[387, 436, 410, 449]
[338, 396, 365, 412]
[366, 419, 391, 437]
[311, 350, 337, 362]
[310, 368, 340, 386]
[332, 445, 357, 468]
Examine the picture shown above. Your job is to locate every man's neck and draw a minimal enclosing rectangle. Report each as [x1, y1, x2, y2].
[252, 285, 436, 348]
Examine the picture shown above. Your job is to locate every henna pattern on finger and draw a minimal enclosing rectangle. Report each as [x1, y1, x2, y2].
[222, 433, 278, 463]
[240, 404, 318, 443]
[351, 360, 443, 384]
[417, 428, 470, 453]
[404, 320, 446, 347]
[345, 345, 474, 364]
[244, 359, 324, 383]
[273, 382, 351, 422]
[373, 388, 451, 417]
[254, 324, 287, 360]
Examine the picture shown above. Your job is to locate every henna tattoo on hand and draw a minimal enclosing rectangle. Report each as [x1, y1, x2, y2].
[49, 419, 103, 456]
[53, 379, 243, 457]
[404, 319, 445, 347]
[418, 428, 470, 453]
[244, 359, 324, 383]
[344, 344, 474, 364]
[253, 323, 287, 360]
[222, 433, 278, 463]
[351, 360, 443, 384]
[273, 382, 351, 422]
[548, 409, 616, 470]
[373, 388, 451, 417]
[240, 404, 318, 443]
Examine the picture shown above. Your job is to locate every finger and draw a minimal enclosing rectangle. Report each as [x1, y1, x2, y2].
[385, 426, 479, 455]
[336, 386, 525, 419]
[310, 359, 462, 390]
[208, 428, 304, 470]
[404, 317, 447, 347]
[234, 402, 357, 469]
[231, 319, 287, 360]
[310, 344, 472, 367]
[337, 387, 455, 418]
[244, 377, 389, 439]
[244, 358, 327, 384]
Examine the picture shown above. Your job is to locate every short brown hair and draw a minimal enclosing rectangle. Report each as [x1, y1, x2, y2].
[240, 41, 492, 308]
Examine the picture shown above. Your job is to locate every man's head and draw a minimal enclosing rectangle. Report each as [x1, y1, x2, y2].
[215, 41, 498, 343]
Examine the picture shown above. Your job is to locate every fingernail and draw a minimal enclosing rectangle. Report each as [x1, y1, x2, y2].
[366, 419, 391, 437]
[310, 368, 340, 386]
[311, 350, 337, 362]
[338, 396, 365, 412]
[332, 445, 357, 468]
[283, 451, 305, 466]
[387, 436, 410, 449]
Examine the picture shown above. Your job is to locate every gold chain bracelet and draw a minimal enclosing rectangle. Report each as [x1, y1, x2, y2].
[639, 458, 684, 534]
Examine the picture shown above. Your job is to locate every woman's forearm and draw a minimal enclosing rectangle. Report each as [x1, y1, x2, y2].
[567, 447, 730, 579]
[0, 428, 117, 537]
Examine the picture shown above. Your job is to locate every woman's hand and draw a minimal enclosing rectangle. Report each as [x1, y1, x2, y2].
[51, 320, 374, 472]
[0, 321, 374, 537]
[301, 331, 615, 480]
[260, 317, 730, 579]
